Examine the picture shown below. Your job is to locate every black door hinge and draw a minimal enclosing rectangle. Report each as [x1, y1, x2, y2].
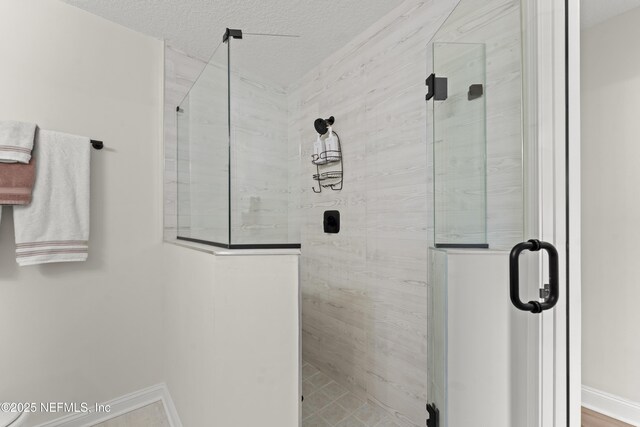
[427, 403, 439, 427]
[223, 28, 243, 43]
[425, 74, 448, 101]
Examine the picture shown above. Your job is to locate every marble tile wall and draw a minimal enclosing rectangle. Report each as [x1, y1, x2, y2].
[291, 1, 458, 425]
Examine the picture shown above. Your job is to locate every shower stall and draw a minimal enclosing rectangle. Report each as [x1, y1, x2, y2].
[176, 29, 301, 249]
[426, 0, 529, 423]
[169, 0, 570, 422]
[425, 0, 570, 425]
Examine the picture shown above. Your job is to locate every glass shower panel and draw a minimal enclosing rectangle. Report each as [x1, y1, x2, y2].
[228, 34, 299, 245]
[177, 42, 229, 245]
[433, 42, 487, 247]
[176, 30, 301, 248]
[427, 0, 530, 424]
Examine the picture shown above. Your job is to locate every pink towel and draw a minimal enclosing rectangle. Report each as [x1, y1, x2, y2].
[0, 155, 36, 205]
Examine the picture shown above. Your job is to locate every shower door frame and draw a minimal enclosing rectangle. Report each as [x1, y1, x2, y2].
[567, 0, 581, 423]
[529, 0, 581, 424]
[427, 0, 580, 424]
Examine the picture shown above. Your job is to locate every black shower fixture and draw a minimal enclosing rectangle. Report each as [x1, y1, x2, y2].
[323, 210, 340, 233]
[223, 28, 243, 43]
[314, 116, 335, 135]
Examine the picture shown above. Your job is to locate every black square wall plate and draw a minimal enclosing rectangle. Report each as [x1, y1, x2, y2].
[323, 210, 340, 233]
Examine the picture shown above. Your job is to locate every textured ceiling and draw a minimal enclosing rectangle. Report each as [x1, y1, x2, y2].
[582, 0, 640, 28]
[60, 0, 405, 87]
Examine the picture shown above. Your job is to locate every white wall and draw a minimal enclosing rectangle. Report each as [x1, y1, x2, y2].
[582, 6, 640, 406]
[0, 0, 164, 424]
[162, 247, 300, 427]
[428, 248, 530, 427]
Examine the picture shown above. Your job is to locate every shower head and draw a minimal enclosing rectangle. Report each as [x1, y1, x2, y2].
[314, 116, 335, 135]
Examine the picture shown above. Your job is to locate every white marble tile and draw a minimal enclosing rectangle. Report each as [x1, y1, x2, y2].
[303, 361, 410, 427]
[376, 417, 404, 427]
[305, 389, 334, 415]
[304, 413, 333, 427]
[335, 393, 366, 414]
[322, 381, 350, 401]
[318, 401, 351, 425]
[352, 403, 386, 426]
[335, 416, 367, 427]
[308, 372, 334, 389]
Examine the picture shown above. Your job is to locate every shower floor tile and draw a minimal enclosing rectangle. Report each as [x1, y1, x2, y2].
[302, 361, 403, 427]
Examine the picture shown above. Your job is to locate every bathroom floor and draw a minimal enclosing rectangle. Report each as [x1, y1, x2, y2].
[91, 401, 169, 427]
[302, 361, 402, 427]
[581, 407, 634, 427]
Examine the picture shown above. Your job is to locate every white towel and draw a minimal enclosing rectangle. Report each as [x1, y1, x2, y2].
[13, 130, 90, 266]
[0, 121, 36, 163]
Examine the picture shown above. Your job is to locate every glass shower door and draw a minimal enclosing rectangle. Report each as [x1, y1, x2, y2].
[426, 0, 568, 425]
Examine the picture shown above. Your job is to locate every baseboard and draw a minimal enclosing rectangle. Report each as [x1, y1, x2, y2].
[33, 383, 183, 427]
[582, 385, 640, 426]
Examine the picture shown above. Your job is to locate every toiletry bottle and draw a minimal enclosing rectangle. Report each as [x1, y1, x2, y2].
[324, 127, 340, 162]
[313, 134, 327, 164]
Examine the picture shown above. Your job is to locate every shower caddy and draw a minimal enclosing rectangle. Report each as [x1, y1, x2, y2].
[311, 116, 343, 193]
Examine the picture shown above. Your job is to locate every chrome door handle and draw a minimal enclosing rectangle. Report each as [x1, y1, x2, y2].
[509, 239, 559, 313]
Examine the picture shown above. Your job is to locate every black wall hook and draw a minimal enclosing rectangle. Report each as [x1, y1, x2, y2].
[314, 116, 335, 135]
[90, 139, 104, 150]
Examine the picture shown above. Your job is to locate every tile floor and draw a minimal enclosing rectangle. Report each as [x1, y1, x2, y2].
[91, 401, 169, 427]
[302, 361, 403, 427]
[89, 362, 404, 427]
